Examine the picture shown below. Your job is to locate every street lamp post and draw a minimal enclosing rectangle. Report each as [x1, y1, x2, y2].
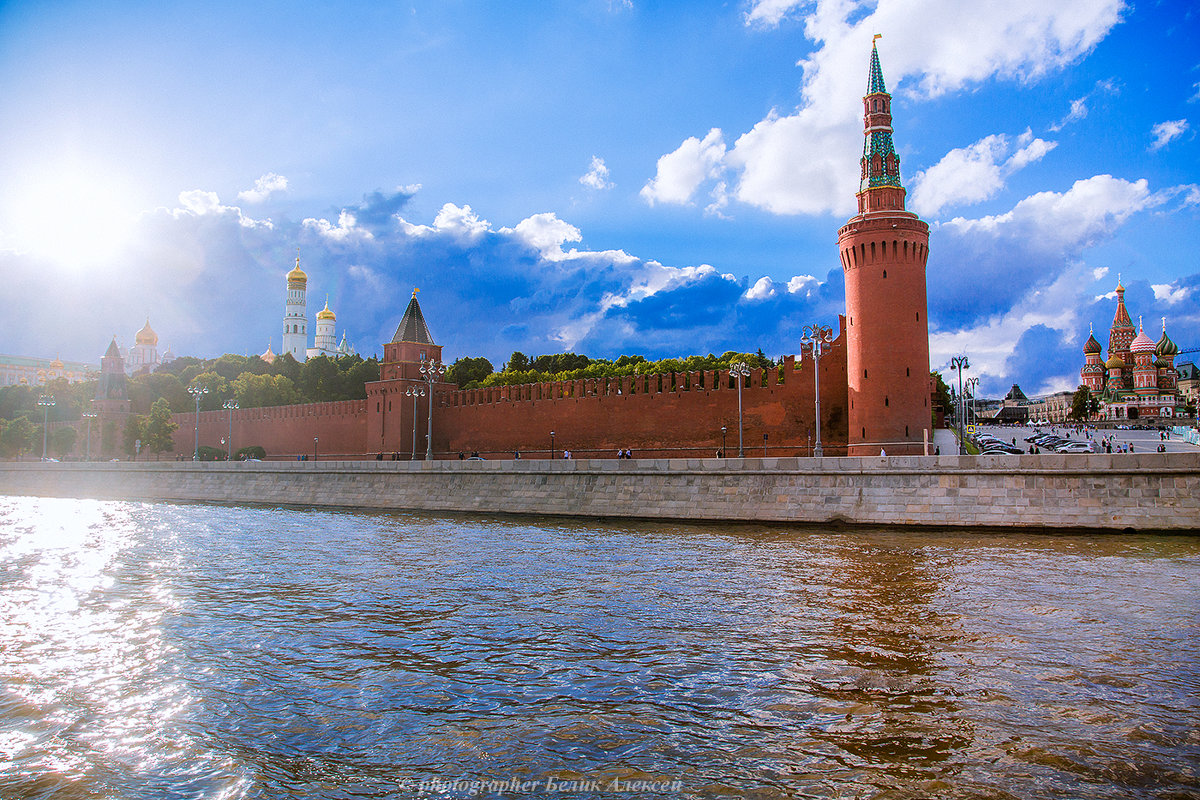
[721, 425, 727, 457]
[950, 356, 970, 455]
[730, 362, 751, 458]
[419, 360, 446, 460]
[550, 431, 556, 460]
[313, 436, 319, 462]
[223, 399, 238, 460]
[406, 386, 425, 460]
[82, 411, 97, 461]
[188, 385, 208, 460]
[38, 395, 55, 460]
[965, 377, 979, 439]
[801, 324, 834, 458]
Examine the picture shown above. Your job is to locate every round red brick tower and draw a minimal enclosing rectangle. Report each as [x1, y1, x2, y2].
[837, 39, 931, 456]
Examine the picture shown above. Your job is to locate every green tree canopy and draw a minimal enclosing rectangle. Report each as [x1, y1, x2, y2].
[50, 426, 77, 458]
[141, 398, 179, 458]
[447, 356, 494, 388]
[0, 417, 35, 458]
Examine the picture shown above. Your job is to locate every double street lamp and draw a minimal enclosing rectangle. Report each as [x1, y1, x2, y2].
[965, 376, 979, 438]
[38, 395, 55, 460]
[223, 399, 238, 460]
[950, 356, 970, 455]
[729, 362, 751, 458]
[406, 386, 425, 460]
[419, 360, 446, 460]
[188, 385, 208, 460]
[802, 324, 834, 457]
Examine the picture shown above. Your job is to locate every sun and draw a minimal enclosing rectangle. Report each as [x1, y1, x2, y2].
[3, 163, 140, 267]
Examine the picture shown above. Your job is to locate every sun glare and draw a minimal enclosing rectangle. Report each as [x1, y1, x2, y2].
[5, 165, 140, 267]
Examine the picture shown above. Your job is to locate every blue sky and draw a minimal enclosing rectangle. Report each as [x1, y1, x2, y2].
[0, 0, 1197, 397]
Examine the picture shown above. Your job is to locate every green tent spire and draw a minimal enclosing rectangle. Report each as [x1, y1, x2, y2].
[867, 36, 887, 95]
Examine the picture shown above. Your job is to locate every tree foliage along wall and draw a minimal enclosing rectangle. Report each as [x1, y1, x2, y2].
[457, 350, 777, 391]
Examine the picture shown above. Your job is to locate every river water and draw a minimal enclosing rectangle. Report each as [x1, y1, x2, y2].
[1, 496, 1197, 799]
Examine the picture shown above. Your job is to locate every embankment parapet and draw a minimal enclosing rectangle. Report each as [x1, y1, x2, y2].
[2, 454, 1196, 532]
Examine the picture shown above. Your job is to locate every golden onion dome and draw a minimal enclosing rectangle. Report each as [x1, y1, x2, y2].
[287, 256, 307, 287]
[316, 299, 335, 321]
[1105, 355, 1125, 370]
[135, 318, 158, 346]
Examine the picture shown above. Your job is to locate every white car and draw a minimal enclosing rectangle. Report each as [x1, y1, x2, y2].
[1056, 442, 1094, 453]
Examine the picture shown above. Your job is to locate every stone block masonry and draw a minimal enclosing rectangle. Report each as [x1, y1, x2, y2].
[2, 454, 1197, 532]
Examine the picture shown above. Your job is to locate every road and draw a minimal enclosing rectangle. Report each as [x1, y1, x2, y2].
[972, 423, 1200, 454]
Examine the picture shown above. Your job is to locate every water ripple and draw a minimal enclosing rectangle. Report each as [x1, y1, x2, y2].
[0, 499, 1197, 798]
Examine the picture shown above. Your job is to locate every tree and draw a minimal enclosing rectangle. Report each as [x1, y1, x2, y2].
[297, 355, 341, 401]
[188, 372, 231, 411]
[232, 373, 301, 408]
[0, 417, 34, 458]
[50, 426, 77, 459]
[1069, 386, 1090, 421]
[506, 351, 530, 372]
[123, 415, 145, 458]
[447, 356, 494, 388]
[931, 371, 953, 427]
[141, 398, 178, 459]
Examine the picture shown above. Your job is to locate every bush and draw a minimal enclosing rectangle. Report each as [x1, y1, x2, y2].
[235, 445, 266, 460]
[195, 445, 225, 461]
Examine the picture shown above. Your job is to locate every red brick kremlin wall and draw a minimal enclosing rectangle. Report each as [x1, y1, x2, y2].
[155, 327, 852, 461]
[168, 399, 368, 460]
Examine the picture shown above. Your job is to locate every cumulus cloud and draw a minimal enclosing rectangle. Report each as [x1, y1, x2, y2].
[1150, 119, 1188, 151]
[237, 173, 289, 203]
[1151, 282, 1190, 305]
[653, 0, 1124, 217]
[173, 189, 272, 229]
[579, 156, 614, 190]
[910, 129, 1056, 217]
[303, 210, 372, 242]
[640, 129, 727, 205]
[745, 276, 778, 300]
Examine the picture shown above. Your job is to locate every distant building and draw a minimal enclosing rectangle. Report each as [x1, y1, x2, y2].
[1176, 362, 1198, 411]
[119, 318, 174, 375]
[1027, 390, 1074, 424]
[0, 354, 96, 387]
[278, 254, 356, 363]
[1080, 279, 1181, 421]
[988, 384, 1030, 424]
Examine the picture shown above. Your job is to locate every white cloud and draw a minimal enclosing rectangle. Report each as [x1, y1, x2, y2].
[655, 0, 1123, 217]
[744, 0, 805, 28]
[507, 212, 582, 260]
[1092, 266, 1109, 281]
[580, 156, 614, 191]
[1152, 282, 1190, 305]
[787, 274, 820, 296]
[398, 202, 491, 240]
[303, 210, 371, 241]
[640, 128, 726, 205]
[745, 276, 778, 300]
[910, 130, 1055, 217]
[942, 175, 1161, 251]
[1049, 97, 1088, 131]
[173, 189, 272, 229]
[237, 172, 289, 203]
[1150, 119, 1188, 151]
[929, 263, 1091, 392]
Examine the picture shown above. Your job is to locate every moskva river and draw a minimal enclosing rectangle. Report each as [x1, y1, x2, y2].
[1, 497, 1197, 799]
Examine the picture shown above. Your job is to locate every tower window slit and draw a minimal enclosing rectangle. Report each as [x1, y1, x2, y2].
[885, 396, 889, 407]
[883, 270, 887, 278]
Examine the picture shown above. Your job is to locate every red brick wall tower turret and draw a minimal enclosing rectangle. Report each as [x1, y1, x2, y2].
[837, 39, 931, 455]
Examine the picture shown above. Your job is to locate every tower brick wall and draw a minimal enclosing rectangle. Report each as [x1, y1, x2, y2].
[838, 41, 931, 455]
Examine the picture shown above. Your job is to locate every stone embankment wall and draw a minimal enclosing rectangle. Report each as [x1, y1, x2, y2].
[2, 454, 1197, 531]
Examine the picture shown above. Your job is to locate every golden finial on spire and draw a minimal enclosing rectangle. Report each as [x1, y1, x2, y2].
[412, 287, 420, 299]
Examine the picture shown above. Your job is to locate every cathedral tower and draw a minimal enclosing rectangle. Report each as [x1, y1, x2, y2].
[282, 254, 308, 362]
[837, 38, 931, 455]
